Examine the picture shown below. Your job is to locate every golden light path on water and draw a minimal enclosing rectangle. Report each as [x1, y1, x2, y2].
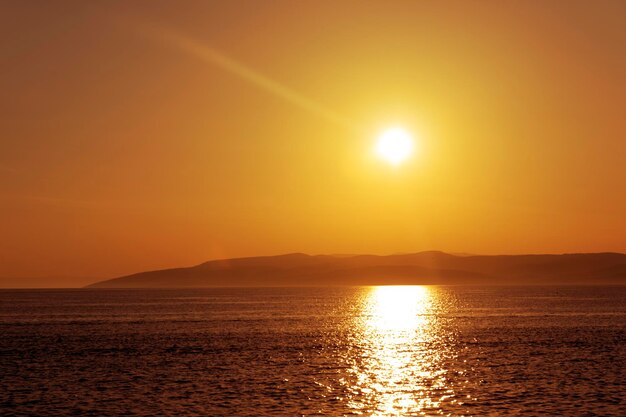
[345, 286, 458, 416]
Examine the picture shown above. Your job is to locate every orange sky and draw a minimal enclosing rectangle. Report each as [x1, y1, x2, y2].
[1, 1, 625, 286]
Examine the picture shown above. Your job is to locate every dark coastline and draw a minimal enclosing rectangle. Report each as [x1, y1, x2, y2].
[87, 252, 626, 288]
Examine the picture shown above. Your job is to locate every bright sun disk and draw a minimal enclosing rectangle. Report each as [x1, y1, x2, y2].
[375, 127, 414, 165]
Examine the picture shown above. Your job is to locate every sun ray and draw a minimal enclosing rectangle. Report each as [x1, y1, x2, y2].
[137, 23, 359, 133]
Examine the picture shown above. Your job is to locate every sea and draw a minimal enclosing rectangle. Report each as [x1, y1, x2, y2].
[1, 286, 625, 416]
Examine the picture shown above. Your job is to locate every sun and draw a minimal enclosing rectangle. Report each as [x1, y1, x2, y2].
[375, 127, 414, 165]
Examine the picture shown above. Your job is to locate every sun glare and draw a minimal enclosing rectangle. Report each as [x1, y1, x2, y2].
[375, 127, 414, 165]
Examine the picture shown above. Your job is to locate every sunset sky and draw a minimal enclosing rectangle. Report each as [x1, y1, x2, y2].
[1, 1, 625, 286]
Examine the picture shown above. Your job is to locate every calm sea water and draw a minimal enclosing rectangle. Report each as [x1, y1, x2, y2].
[1, 286, 625, 416]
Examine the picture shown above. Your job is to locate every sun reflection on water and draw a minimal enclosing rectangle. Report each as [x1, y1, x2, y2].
[346, 286, 455, 416]
[367, 285, 430, 332]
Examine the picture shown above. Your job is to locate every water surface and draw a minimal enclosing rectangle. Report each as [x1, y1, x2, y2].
[1, 286, 625, 415]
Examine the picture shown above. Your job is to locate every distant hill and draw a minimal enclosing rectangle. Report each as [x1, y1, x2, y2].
[86, 252, 626, 288]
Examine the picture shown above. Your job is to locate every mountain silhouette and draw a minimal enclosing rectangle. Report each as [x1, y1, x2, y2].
[86, 252, 626, 288]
